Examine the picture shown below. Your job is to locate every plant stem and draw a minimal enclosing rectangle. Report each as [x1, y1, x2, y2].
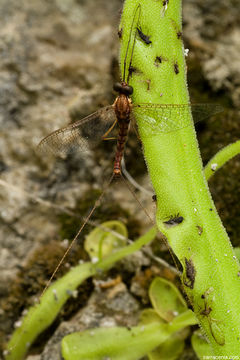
[120, 0, 240, 355]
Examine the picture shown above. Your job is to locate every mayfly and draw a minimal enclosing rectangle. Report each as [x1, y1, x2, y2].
[38, 4, 222, 177]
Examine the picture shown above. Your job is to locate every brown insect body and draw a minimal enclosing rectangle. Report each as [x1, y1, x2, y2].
[114, 93, 131, 121]
[113, 82, 132, 176]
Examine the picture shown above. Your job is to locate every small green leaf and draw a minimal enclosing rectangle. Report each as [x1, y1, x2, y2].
[61, 323, 171, 360]
[84, 221, 128, 260]
[149, 277, 187, 322]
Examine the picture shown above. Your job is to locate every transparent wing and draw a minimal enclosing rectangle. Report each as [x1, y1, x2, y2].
[132, 103, 223, 134]
[38, 106, 117, 156]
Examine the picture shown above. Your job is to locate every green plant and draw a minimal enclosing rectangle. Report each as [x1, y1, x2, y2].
[5, 223, 156, 360]
[120, 0, 240, 356]
[61, 277, 197, 360]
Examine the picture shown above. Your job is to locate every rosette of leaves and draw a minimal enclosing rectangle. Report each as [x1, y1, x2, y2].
[61, 277, 198, 360]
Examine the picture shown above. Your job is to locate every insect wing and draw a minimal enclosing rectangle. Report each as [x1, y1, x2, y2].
[132, 103, 223, 134]
[37, 106, 116, 156]
[191, 104, 223, 123]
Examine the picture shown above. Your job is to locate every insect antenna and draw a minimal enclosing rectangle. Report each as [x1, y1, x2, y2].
[122, 4, 141, 83]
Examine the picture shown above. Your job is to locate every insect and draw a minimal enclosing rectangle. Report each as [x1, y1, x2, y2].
[128, 65, 137, 76]
[196, 225, 203, 235]
[163, 214, 184, 226]
[137, 27, 152, 45]
[117, 28, 123, 39]
[152, 194, 157, 202]
[183, 257, 196, 289]
[177, 31, 182, 39]
[199, 288, 225, 346]
[174, 62, 179, 74]
[161, 0, 169, 16]
[154, 56, 163, 66]
[170, 19, 182, 40]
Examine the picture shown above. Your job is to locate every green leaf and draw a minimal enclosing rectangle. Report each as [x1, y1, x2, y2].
[149, 277, 187, 322]
[140, 308, 164, 325]
[61, 323, 171, 360]
[84, 221, 128, 260]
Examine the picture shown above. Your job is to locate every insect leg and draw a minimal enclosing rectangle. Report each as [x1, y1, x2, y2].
[102, 118, 118, 140]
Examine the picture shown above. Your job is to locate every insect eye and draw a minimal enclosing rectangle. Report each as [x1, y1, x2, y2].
[113, 82, 122, 92]
[124, 85, 133, 95]
[113, 83, 133, 96]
